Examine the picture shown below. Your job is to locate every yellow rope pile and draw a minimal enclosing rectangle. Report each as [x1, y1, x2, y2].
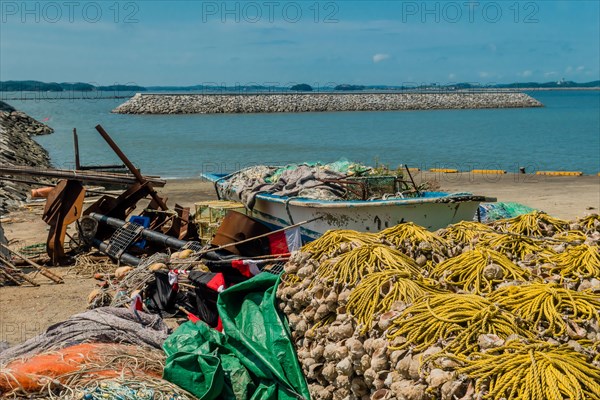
[379, 222, 448, 252]
[315, 244, 420, 286]
[552, 230, 588, 243]
[477, 232, 548, 259]
[490, 283, 600, 336]
[577, 213, 600, 232]
[346, 270, 435, 331]
[437, 220, 494, 245]
[455, 340, 600, 400]
[387, 293, 533, 355]
[430, 248, 530, 294]
[493, 211, 569, 236]
[281, 212, 600, 400]
[302, 229, 378, 259]
[543, 244, 600, 280]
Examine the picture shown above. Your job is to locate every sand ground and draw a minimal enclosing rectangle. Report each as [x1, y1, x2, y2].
[1, 173, 598, 345]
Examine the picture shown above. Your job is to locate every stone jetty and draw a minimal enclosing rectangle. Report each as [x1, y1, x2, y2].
[113, 92, 543, 114]
[0, 101, 53, 214]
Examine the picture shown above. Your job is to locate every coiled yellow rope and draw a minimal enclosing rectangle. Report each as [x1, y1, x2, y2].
[430, 248, 530, 294]
[490, 283, 600, 336]
[302, 229, 378, 259]
[543, 244, 600, 280]
[346, 270, 436, 331]
[387, 293, 533, 354]
[315, 244, 421, 286]
[455, 340, 600, 400]
[437, 221, 494, 245]
[477, 232, 547, 259]
[577, 213, 599, 231]
[493, 211, 569, 236]
[379, 222, 448, 252]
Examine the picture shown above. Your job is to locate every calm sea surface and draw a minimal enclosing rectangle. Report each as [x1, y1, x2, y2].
[4, 91, 599, 177]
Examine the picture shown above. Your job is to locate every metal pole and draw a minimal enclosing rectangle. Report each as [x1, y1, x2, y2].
[404, 165, 421, 196]
[95, 125, 169, 210]
[73, 128, 81, 170]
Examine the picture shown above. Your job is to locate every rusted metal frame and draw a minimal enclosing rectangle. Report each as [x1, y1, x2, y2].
[42, 180, 86, 264]
[95, 125, 168, 211]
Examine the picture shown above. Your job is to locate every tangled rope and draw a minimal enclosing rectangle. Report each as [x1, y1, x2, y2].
[493, 211, 569, 236]
[387, 293, 533, 355]
[302, 229, 378, 260]
[477, 232, 548, 259]
[490, 283, 600, 336]
[379, 222, 448, 252]
[455, 340, 600, 400]
[437, 221, 494, 245]
[544, 244, 600, 280]
[430, 248, 530, 294]
[577, 213, 600, 232]
[315, 244, 421, 286]
[346, 270, 434, 331]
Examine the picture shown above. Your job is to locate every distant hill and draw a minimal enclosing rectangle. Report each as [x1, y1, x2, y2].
[0, 80, 146, 92]
[1, 80, 598, 93]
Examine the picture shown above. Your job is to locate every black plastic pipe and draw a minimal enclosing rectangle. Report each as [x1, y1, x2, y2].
[89, 212, 188, 249]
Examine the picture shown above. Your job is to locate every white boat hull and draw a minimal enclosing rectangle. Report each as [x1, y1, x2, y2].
[249, 193, 485, 240]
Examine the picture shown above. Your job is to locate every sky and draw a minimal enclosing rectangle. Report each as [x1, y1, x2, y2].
[1, 0, 599, 86]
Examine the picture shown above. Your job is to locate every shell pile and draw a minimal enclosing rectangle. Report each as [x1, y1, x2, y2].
[276, 213, 600, 400]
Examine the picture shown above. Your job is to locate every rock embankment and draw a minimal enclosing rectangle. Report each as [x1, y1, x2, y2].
[113, 92, 543, 114]
[0, 101, 53, 214]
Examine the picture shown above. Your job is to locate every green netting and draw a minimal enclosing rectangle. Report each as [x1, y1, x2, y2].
[479, 202, 537, 222]
[163, 273, 309, 400]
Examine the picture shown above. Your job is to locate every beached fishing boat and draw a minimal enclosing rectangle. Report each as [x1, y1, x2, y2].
[202, 172, 495, 241]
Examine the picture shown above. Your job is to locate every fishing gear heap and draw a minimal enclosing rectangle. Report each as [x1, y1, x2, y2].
[277, 212, 600, 400]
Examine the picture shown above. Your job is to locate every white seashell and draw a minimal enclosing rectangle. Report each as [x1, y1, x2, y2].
[482, 263, 504, 280]
[377, 311, 399, 331]
[322, 363, 337, 382]
[426, 368, 455, 388]
[371, 388, 391, 400]
[334, 375, 351, 389]
[335, 357, 353, 376]
[350, 377, 369, 397]
[310, 344, 325, 360]
[477, 334, 504, 350]
[363, 368, 377, 386]
[370, 347, 390, 371]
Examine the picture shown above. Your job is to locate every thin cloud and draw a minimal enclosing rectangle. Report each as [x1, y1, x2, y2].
[518, 70, 533, 77]
[373, 53, 390, 63]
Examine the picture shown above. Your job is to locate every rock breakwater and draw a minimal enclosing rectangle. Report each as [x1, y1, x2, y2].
[113, 92, 543, 114]
[0, 101, 53, 214]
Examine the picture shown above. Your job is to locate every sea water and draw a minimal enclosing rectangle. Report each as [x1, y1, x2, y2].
[4, 90, 599, 177]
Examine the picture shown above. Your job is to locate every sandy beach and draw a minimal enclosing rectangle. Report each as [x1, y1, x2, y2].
[1, 172, 598, 345]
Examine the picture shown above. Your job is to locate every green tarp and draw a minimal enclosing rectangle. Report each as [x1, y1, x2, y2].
[163, 273, 310, 400]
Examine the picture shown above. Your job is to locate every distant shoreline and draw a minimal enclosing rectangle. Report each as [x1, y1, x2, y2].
[1, 87, 597, 101]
